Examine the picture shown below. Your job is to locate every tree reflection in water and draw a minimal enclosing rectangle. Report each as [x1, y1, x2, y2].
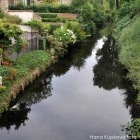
[0, 34, 101, 131]
[0, 33, 139, 133]
[0, 71, 53, 131]
[93, 35, 140, 119]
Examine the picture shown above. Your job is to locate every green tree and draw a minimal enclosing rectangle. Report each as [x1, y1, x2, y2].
[71, 0, 88, 9]
[0, 19, 27, 56]
[80, 2, 94, 22]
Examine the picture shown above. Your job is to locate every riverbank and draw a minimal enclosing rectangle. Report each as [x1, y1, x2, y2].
[0, 50, 58, 116]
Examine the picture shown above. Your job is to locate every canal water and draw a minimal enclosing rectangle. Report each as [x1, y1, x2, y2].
[0, 34, 139, 140]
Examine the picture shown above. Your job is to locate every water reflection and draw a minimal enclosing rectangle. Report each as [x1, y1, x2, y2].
[93, 35, 125, 90]
[0, 33, 139, 138]
[0, 34, 101, 131]
[93, 35, 140, 119]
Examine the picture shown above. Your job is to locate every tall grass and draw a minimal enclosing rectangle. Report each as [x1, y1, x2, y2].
[117, 18, 140, 102]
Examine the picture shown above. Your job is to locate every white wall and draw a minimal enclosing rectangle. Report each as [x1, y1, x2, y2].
[19, 25, 32, 32]
[8, 11, 34, 22]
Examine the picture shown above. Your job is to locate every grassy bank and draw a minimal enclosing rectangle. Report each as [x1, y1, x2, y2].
[114, 14, 140, 103]
[114, 13, 140, 139]
[0, 50, 56, 116]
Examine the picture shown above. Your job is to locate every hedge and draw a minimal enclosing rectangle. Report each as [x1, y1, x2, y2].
[38, 13, 58, 18]
[42, 18, 78, 23]
[9, 4, 78, 13]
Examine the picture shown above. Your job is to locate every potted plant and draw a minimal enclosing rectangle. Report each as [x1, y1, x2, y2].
[2, 55, 10, 66]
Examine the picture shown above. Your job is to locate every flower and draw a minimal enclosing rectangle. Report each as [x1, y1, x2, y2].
[23, 46, 28, 49]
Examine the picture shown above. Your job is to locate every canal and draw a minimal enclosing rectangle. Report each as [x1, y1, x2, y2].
[0, 33, 139, 140]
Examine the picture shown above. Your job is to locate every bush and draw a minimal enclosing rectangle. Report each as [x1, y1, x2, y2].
[0, 86, 6, 92]
[23, 19, 43, 33]
[9, 4, 78, 13]
[117, 2, 132, 18]
[42, 18, 60, 22]
[116, 17, 140, 103]
[53, 26, 76, 45]
[0, 67, 10, 77]
[71, 0, 87, 9]
[64, 21, 86, 41]
[5, 14, 22, 24]
[49, 24, 61, 34]
[38, 13, 58, 18]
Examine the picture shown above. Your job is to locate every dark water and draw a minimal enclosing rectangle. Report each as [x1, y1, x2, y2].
[0, 34, 139, 140]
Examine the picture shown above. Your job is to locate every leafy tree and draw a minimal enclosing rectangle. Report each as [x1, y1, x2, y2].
[71, 0, 88, 9]
[80, 2, 94, 22]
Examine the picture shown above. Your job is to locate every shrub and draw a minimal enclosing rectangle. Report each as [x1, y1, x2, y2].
[0, 67, 10, 77]
[0, 48, 3, 55]
[49, 24, 61, 34]
[38, 13, 58, 18]
[64, 21, 86, 41]
[43, 23, 50, 31]
[121, 119, 140, 138]
[23, 19, 43, 33]
[71, 0, 87, 9]
[117, 2, 131, 18]
[0, 86, 6, 92]
[9, 4, 77, 13]
[42, 18, 61, 22]
[53, 26, 76, 45]
[5, 14, 22, 24]
[116, 17, 140, 103]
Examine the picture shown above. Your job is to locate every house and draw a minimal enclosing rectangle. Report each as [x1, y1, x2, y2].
[9, 0, 19, 5]
[0, 0, 8, 12]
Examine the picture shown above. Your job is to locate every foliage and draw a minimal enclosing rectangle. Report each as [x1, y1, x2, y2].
[82, 22, 96, 35]
[114, 15, 140, 103]
[80, 2, 94, 23]
[0, 86, 6, 92]
[0, 48, 3, 54]
[71, 0, 87, 9]
[49, 24, 61, 34]
[0, 7, 5, 19]
[38, 13, 58, 18]
[14, 37, 28, 56]
[0, 67, 10, 77]
[43, 24, 50, 31]
[42, 0, 59, 4]
[5, 14, 22, 24]
[106, 0, 115, 9]
[0, 19, 27, 56]
[42, 17, 77, 23]
[9, 4, 77, 13]
[113, 14, 133, 39]
[23, 19, 43, 33]
[117, 2, 132, 18]
[4, 67, 17, 80]
[121, 119, 140, 138]
[53, 26, 76, 45]
[64, 21, 86, 41]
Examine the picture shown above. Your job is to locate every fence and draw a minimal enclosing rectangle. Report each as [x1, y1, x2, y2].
[10, 32, 39, 59]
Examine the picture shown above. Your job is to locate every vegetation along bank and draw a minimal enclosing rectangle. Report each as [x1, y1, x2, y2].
[2, 0, 140, 137]
[0, 0, 107, 115]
